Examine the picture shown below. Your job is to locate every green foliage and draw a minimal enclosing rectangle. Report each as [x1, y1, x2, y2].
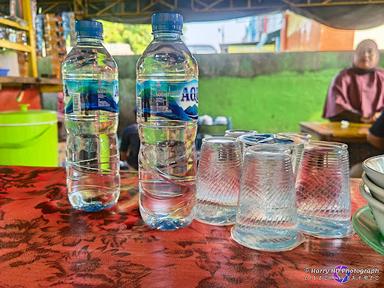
[100, 21, 152, 54]
[198, 69, 339, 132]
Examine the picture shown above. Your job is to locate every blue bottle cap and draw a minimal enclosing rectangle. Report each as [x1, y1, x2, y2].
[75, 20, 103, 39]
[152, 12, 183, 33]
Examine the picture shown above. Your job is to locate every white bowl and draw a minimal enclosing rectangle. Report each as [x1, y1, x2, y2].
[360, 184, 384, 236]
[363, 155, 384, 188]
[362, 172, 384, 203]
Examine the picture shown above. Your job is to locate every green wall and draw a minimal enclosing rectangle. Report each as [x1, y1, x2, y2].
[114, 52, 349, 134]
[198, 69, 338, 132]
[40, 52, 356, 134]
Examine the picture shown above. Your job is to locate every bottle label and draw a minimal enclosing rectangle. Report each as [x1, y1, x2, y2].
[136, 80, 198, 121]
[64, 79, 119, 113]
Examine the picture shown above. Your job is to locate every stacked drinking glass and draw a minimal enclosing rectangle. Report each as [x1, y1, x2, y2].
[194, 131, 353, 252]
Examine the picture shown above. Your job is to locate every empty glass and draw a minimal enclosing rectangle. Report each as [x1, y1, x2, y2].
[277, 132, 311, 177]
[276, 132, 311, 143]
[237, 133, 275, 158]
[231, 144, 304, 251]
[237, 133, 275, 148]
[195, 137, 242, 225]
[225, 129, 257, 138]
[237, 133, 304, 176]
[296, 141, 353, 238]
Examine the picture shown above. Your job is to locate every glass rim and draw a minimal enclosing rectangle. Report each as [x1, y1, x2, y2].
[237, 133, 275, 145]
[225, 129, 257, 134]
[138, 120, 196, 128]
[245, 142, 294, 154]
[307, 140, 348, 150]
[202, 136, 238, 144]
[277, 132, 312, 139]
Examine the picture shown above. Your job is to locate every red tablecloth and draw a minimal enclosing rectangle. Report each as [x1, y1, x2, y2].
[0, 166, 382, 288]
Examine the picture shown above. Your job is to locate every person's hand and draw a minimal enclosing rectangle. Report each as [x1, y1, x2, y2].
[360, 116, 375, 123]
[373, 112, 382, 122]
[362, 112, 383, 123]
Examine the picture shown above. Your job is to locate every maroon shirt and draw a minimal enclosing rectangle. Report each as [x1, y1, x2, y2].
[323, 67, 384, 119]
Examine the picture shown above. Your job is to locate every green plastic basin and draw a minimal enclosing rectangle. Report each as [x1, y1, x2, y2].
[0, 107, 58, 167]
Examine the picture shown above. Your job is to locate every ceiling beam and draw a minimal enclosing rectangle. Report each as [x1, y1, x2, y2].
[283, 0, 384, 7]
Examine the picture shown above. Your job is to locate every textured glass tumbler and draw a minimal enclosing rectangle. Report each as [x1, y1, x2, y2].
[277, 133, 311, 177]
[237, 133, 275, 159]
[237, 133, 275, 148]
[225, 129, 257, 138]
[277, 132, 311, 142]
[231, 144, 304, 251]
[296, 141, 353, 238]
[195, 137, 242, 225]
[237, 133, 303, 175]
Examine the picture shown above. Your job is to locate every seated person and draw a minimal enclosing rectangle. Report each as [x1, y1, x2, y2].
[323, 39, 384, 123]
[368, 111, 384, 150]
[346, 110, 384, 177]
[120, 123, 140, 170]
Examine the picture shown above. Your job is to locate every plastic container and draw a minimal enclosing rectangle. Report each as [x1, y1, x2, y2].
[62, 20, 120, 212]
[0, 105, 58, 166]
[0, 68, 9, 76]
[136, 12, 199, 230]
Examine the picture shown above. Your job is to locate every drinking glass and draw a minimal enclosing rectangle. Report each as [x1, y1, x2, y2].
[231, 144, 304, 251]
[225, 129, 257, 138]
[295, 141, 353, 238]
[195, 137, 242, 225]
[276, 132, 311, 143]
[277, 132, 311, 177]
[237, 133, 303, 175]
[237, 133, 275, 148]
[237, 133, 275, 157]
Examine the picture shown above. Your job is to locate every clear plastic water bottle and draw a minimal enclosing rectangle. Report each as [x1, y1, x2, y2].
[136, 12, 199, 230]
[62, 20, 120, 212]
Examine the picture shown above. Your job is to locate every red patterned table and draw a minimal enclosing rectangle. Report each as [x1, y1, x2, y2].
[0, 166, 383, 288]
